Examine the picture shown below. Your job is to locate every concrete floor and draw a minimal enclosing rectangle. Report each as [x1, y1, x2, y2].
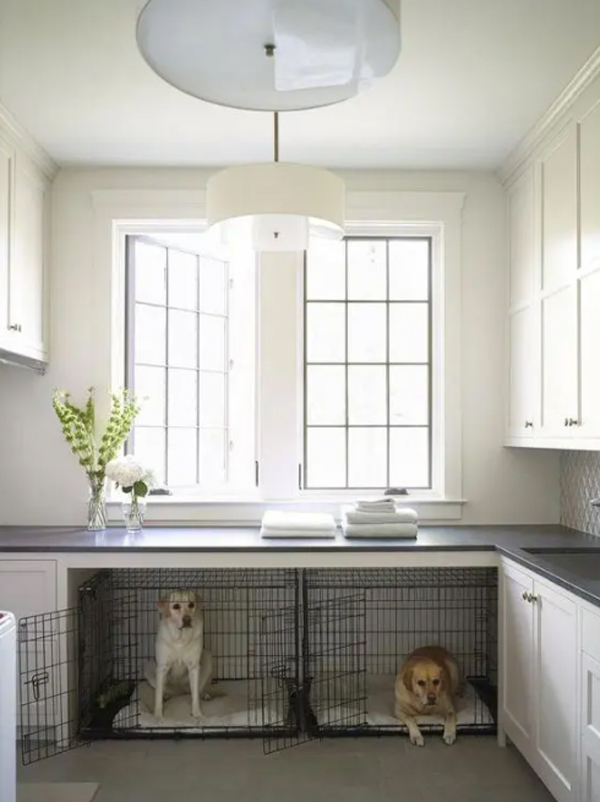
[19, 735, 554, 802]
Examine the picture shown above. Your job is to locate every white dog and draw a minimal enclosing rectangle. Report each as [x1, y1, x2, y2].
[148, 589, 214, 720]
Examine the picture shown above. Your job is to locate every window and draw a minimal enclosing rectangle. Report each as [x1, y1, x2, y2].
[303, 236, 432, 490]
[124, 232, 256, 494]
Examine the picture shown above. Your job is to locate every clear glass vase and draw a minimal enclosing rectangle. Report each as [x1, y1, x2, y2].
[87, 477, 107, 531]
[122, 495, 146, 534]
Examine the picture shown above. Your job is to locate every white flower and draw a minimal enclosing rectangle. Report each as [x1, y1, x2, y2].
[105, 455, 146, 488]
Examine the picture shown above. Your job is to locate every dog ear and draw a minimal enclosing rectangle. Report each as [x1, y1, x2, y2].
[402, 665, 414, 694]
[157, 599, 171, 618]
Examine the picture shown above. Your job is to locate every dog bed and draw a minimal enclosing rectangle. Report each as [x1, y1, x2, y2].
[112, 679, 283, 732]
[312, 674, 494, 729]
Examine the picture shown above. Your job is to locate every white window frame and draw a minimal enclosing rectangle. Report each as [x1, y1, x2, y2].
[93, 189, 465, 524]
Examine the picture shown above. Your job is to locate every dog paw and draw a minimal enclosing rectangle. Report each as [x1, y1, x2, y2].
[201, 691, 213, 701]
[410, 732, 425, 747]
[443, 731, 456, 745]
[191, 710, 203, 721]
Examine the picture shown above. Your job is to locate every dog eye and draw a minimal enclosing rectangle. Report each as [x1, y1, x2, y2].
[188, 603, 195, 609]
[432, 679, 440, 686]
[417, 680, 426, 687]
[173, 604, 181, 611]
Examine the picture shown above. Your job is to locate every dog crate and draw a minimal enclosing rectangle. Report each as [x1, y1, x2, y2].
[19, 568, 301, 763]
[301, 567, 498, 740]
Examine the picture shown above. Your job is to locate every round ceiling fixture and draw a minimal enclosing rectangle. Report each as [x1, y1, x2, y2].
[206, 114, 345, 252]
[137, 0, 401, 111]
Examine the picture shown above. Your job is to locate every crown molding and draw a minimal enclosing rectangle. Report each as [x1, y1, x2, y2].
[0, 97, 59, 180]
[498, 44, 600, 186]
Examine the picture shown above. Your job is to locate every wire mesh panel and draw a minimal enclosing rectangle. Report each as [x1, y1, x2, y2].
[77, 568, 299, 739]
[304, 568, 498, 737]
[19, 609, 85, 765]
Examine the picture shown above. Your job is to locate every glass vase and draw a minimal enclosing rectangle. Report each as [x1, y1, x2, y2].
[87, 477, 107, 531]
[122, 495, 146, 534]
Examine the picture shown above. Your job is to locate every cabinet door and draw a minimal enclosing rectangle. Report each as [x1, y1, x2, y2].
[508, 305, 538, 437]
[579, 267, 600, 439]
[9, 157, 48, 359]
[581, 653, 600, 802]
[541, 124, 578, 291]
[540, 285, 578, 436]
[500, 563, 534, 754]
[0, 137, 14, 335]
[508, 166, 536, 308]
[580, 100, 600, 272]
[534, 579, 578, 802]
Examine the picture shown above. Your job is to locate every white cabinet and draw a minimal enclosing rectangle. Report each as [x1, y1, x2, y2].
[540, 285, 578, 437]
[0, 560, 57, 620]
[501, 561, 578, 802]
[0, 133, 51, 366]
[580, 99, 600, 272]
[508, 306, 538, 437]
[581, 653, 600, 802]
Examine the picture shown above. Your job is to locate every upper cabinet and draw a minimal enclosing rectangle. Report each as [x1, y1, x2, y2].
[0, 110, 54, 369]
[505, 73, 600, 449]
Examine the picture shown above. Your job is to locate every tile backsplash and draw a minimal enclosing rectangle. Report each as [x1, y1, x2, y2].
[561, 451, 600, 535]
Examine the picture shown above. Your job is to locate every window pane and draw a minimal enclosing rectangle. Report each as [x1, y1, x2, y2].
[348, 427, 387, 487]
[199, 371, 226, 427]
[306, 238, 345, 300]
[348, 365, 386, 425]
[134, 365, 165, 426]
[389, 303, 429, 363]
[132, 426, 165, 485]
[390, 365, 429, 425]
[167, 428, 197, 486]
[135, 304, 166, 365]
[199, 428, 226, 483]
[168, 369, 197, 427]
[306, 365, 345, 425]
[306, 303, 345, 362]
[168, 309, 198, 368]
[347, 240, 386, 300]
[389, 428, 429, 487]
[168, 250, 197, 311]
[200, 257, 227, 314]
[389, 240, 430, 301]
[306, 428, 346, 487]
[134, 240, 166, 305]
[348, 303, 386, 362]
[200, 315, 226, 371]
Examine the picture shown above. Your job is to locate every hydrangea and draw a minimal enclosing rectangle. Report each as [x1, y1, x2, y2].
[105, 455, 155, 497]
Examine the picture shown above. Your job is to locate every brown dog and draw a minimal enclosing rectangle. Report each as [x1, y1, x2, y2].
[394, 646, 460, 746]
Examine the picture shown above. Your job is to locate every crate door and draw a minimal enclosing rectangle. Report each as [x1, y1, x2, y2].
[305, 592, 367, 735]
[256, 604, 312, 753]
[19, 608, 88, 764]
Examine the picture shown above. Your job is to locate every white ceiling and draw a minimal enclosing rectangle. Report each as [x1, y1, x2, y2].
[1, 0, 599, 170]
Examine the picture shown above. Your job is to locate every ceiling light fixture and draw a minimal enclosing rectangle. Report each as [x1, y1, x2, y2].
[137, 0, 401, 112]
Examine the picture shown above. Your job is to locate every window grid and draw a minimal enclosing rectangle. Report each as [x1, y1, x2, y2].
[125, 235, 230, 488]
[303, 236, 433, 491]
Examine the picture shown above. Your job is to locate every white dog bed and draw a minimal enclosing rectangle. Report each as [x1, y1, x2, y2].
[313, 674, 494, 729]
[112, 679, 283, 732]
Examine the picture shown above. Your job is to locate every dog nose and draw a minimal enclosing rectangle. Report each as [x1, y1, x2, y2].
[427, 693, 436, 705]
[182, 615, 191, 626]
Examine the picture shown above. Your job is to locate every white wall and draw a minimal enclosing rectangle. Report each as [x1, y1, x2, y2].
[0, 167, 560, 525]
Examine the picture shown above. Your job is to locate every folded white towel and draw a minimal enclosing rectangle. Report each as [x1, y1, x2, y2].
[260, 525, 336, 539]
[342, 505, 418, 524]
[261, 511, 337, 532]
[341, 520, 418, 538]
[355, 497, 396, 508]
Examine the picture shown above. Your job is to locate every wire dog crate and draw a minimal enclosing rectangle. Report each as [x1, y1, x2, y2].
[301, 567, 498, 740]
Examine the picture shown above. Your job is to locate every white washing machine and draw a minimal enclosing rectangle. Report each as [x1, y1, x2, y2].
[0, 612, 16, 802]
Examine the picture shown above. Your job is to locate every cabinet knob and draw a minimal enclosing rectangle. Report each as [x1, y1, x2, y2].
[567, 418, 578, 427]
[564, 417, 569, 427]
[522, 590, 538, 603]
[521, 590, 529, 601]
[524, 421, 533, 428]
[529, 593, 539, 603]
[7, 323, 21, 332]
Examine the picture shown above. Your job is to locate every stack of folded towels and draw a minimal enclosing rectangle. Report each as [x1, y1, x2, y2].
[340, 497, 418, 538]
[260, 510, 338, 538]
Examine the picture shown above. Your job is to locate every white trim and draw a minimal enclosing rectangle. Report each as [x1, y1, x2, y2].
[0, 98, 59, 180]
[498, 43, 600, 186]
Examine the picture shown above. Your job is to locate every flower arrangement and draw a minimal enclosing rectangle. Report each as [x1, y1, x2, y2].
[52, 387, 140, 530]
[105, 455, 155, 533]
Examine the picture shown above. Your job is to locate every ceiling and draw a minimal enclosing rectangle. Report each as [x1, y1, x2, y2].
[0, 0, 599, 170]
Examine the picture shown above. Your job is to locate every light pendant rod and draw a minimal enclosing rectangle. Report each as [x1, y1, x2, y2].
[273, 112, 279, 163]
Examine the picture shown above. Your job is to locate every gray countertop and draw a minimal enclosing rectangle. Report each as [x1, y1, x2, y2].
[1, 523, 600, 607]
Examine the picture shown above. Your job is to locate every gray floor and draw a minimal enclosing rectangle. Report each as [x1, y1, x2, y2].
[19, 735, 554, 802]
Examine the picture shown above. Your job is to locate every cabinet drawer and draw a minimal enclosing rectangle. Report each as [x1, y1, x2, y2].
[582, 607, 600, 663]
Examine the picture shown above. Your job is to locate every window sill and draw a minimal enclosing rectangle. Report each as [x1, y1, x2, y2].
[106, 497, 466, 525]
